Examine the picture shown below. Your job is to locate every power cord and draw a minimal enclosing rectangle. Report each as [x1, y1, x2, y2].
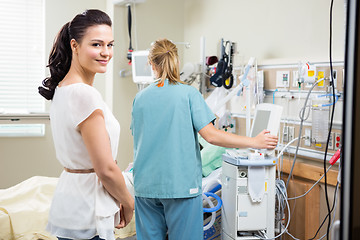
[324, 0, 336, 238]
[308, 181, 339, 240]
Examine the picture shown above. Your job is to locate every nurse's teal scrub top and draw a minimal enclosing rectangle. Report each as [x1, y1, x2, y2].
[131, 80, 216, 199]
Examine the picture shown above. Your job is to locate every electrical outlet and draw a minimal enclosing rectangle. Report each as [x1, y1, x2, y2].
[304, 128, 311, 146]
[328, 132, 335, 150]
[335, 132, 341, 150]
[283, 126, 289, 142]
[288, 126, 295, 142]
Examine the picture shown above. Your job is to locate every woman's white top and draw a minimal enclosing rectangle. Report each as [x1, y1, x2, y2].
[46, 83, 120, 240]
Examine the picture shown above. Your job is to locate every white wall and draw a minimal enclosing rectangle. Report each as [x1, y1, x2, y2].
[183, 0, 346, 65]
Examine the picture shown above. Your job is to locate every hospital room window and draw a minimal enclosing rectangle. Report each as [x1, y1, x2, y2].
[0, 0, 46, 137]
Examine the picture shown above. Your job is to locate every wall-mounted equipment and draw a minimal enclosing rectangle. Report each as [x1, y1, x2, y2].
[113, 0, 146, 64]
[311, 98, 329, 143]
[210, 39, 236, 89]
[276, 71, 290, 88]
[113, 0, 145, 6]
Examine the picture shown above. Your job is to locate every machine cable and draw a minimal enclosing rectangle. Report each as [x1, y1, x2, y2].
[308, 181, 340, 240]
[323, 0, 336, 237]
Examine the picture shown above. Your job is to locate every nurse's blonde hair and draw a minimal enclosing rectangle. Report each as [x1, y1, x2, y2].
[148, 38, 184, 86]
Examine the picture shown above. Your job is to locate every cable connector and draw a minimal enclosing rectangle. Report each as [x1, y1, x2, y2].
[329, 148, 341, 165]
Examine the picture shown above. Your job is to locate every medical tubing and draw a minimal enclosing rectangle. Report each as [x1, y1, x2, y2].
[212, 57, 254, 113]
[273, 89, 279, 104]
[277, 137, 300, 180]
[202, 193, 216, 231]
[285, 229, 300, 240]
[209, 183, 221, 193]
[203, 192, 222, 213]
[287, 165, 332, 200]
[298, 103, 312, 121]
[286, 78, 326, 189]
[277, 137, 300, 160]
[315, 94, 339, 107]
[203, 178, 222, 193]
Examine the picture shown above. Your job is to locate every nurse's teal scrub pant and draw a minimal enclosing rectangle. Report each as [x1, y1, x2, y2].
[135, 195, 203, 240]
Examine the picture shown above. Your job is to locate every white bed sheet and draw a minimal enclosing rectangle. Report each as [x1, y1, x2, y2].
[0, 176, 136, 240]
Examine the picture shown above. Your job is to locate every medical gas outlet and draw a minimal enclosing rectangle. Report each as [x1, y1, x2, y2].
[276, 71, 290, 88]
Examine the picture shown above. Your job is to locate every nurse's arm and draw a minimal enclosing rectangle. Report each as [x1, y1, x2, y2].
[198, 123, 278, 149]
[79, 109, 134, 227]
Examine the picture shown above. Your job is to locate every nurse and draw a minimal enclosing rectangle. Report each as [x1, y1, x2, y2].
[131, 38, 278, 239]
[38, 9, 134, 240]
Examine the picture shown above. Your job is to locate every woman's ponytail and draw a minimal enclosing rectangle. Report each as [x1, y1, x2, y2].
[148, 39, 182, 86]
[39, 9, 112, 100]
[38, 22, 72, 100]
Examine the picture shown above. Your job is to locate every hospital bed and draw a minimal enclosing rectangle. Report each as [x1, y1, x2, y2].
[0, 167, 222, 240]
[0, 176, 136, 240]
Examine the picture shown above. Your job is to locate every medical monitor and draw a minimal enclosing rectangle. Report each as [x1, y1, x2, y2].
[131, 50, 155, 84]
[249, 103, 283, 153]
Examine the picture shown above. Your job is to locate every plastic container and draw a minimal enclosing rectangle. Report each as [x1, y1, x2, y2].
[312, 99, 330, 143]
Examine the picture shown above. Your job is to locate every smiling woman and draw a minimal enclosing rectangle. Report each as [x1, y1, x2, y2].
[38, 9, 134, 240]
[72, 25, 114, 76]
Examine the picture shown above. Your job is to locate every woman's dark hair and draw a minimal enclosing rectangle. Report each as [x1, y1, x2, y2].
[38, 9, 112, 100]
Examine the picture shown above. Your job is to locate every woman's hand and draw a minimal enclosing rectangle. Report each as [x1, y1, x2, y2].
[115, 204, 126, 229]
[253, 129, 278, 149]
[115, 201, 135, 229]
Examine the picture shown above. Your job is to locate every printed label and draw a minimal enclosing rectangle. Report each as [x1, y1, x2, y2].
[189, 188, 199, 194]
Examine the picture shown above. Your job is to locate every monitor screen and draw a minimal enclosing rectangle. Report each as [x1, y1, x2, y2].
[134, 55, 152, 77]
[250, 110, 271, 138]
[131, 50, 155, 84]
[248, 103, 282, 154]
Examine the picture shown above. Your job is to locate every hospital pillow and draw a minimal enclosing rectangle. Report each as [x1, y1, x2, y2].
[199, 135, 226, 177]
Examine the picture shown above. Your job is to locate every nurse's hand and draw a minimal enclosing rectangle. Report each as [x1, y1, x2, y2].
[253, 130, 278, 149]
